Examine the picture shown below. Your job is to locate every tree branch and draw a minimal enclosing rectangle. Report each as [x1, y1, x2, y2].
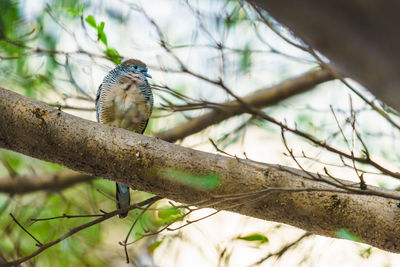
[251, 0, 400, 111]
[0, 69, 333, 193]
[157, 69, 333, 142]
[0, 171, 93, 194]
[3, 196, 161, 266]
[1, 87, 400, 253]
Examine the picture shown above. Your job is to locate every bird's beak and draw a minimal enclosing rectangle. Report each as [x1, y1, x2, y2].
[143, 72, 152, 79]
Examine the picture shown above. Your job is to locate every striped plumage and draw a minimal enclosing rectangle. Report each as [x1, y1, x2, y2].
[96, 59, 153, 218]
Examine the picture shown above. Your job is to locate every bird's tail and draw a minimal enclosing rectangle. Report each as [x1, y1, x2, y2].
[116, 183, 130, 218]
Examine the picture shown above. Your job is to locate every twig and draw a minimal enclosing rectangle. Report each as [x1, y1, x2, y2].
[122, 200, 158, 264]
[9, 213, 42, 247]
[251, 232, 312, 266]
[4, 196, 161, 266]
[30, 213, 105, 225]
[167, 210, 220, 231]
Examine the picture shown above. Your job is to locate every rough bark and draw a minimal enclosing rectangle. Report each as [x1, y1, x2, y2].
[157, 69, 333, 142]
[251, 0, 400, 111]
[0, 87, 400, 253]
[0, 69, 333, 194]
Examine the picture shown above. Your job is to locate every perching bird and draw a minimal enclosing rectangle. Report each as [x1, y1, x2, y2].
[96, 59, 153, 218]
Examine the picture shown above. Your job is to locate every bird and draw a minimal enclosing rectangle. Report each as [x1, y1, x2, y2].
[96, 59, 153, 218]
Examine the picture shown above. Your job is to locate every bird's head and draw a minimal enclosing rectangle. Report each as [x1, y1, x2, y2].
[120, 59, 152, 78]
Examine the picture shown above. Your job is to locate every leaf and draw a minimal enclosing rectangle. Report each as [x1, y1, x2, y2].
[224, 6, 240, 29]
[157, 206, 184, 221]
[104, 48, 122, 64]
[151, 206, 185, 227]
[3, 153, 22, 171]
[99, 33, 107, 46]
[160, 168, 220, 190]
[360, 247, 372, 259]
[224, 6, 246, 29]
[149, 240, 163, 253]
[378, 182, 389, 189]
[85, 15, 97, 28]
[98, 21, 105, 32]
[66, 8, 79, 16]
[240, 44, 252, 73]
[140, 204, 185, 232]
[336, 228, 362, 242]
[97, 22, 107, 46]
[238, 233, 269, 244]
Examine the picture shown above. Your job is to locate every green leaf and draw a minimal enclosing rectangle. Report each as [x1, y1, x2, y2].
[67, 4, 85, 17]
[336, 228, 362, 242]
[151, 206, 185, 227]
[224, 6, 246, 29]
[85, 15, 97, 28]
[99, 33, 107, 46]
[159, 168, 220, 190]
[2, 152, 22, 171]
[157, 206, 184, 221]
[140, 204, 185, 232]
[104, 47, 120, 57]
[149, 240, 163, 253]
[104, 47, 122, 64]
[360, 247, 372, 259]
[238, 233, 269, 244]
[98, 21, 105, 32]
[240, 43, 252, 73]
[66, 8, 79, 16]
[97, 22, 107, 46]
[378, 182, 389, 189]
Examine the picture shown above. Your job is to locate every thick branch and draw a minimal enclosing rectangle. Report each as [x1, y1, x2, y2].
[0, 171, 93, 194]
[0, 87, 400, 253]
[251, 0, 400, 111]
[157, 69, 333, 142]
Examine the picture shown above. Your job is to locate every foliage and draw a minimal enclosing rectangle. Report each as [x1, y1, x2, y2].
[84, 14, 122, 64]
[1, 0, 399, 266]
[237, 233, 269, 244]
[160, 168, 220, 190]
[336, 228, 362, 243]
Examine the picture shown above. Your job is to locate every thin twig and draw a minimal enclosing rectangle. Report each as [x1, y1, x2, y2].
[9, 213, 43, 247]
[4, 196, 162, 266]
[122, 200, 158, 264]
[251, 232, 312, 266]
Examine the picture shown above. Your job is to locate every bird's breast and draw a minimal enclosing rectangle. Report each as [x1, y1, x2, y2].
[97, 74, 153, 133]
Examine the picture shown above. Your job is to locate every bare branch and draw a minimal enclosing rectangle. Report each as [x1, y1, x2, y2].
[9, 213, 43, 247]
[4, 196, 161, 266]
[157, 69, 333, 142]
[0, 171, 93, 194]
[1, 87, 400, 253]
[251, 232, 312, 266]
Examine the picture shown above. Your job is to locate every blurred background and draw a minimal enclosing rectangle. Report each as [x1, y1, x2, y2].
[1, 0, 400, 266]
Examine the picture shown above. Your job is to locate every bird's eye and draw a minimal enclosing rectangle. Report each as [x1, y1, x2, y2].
[133, 66, 138, 70]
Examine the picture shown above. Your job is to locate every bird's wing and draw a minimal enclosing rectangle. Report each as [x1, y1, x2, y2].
[95, 84, 102, 122]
